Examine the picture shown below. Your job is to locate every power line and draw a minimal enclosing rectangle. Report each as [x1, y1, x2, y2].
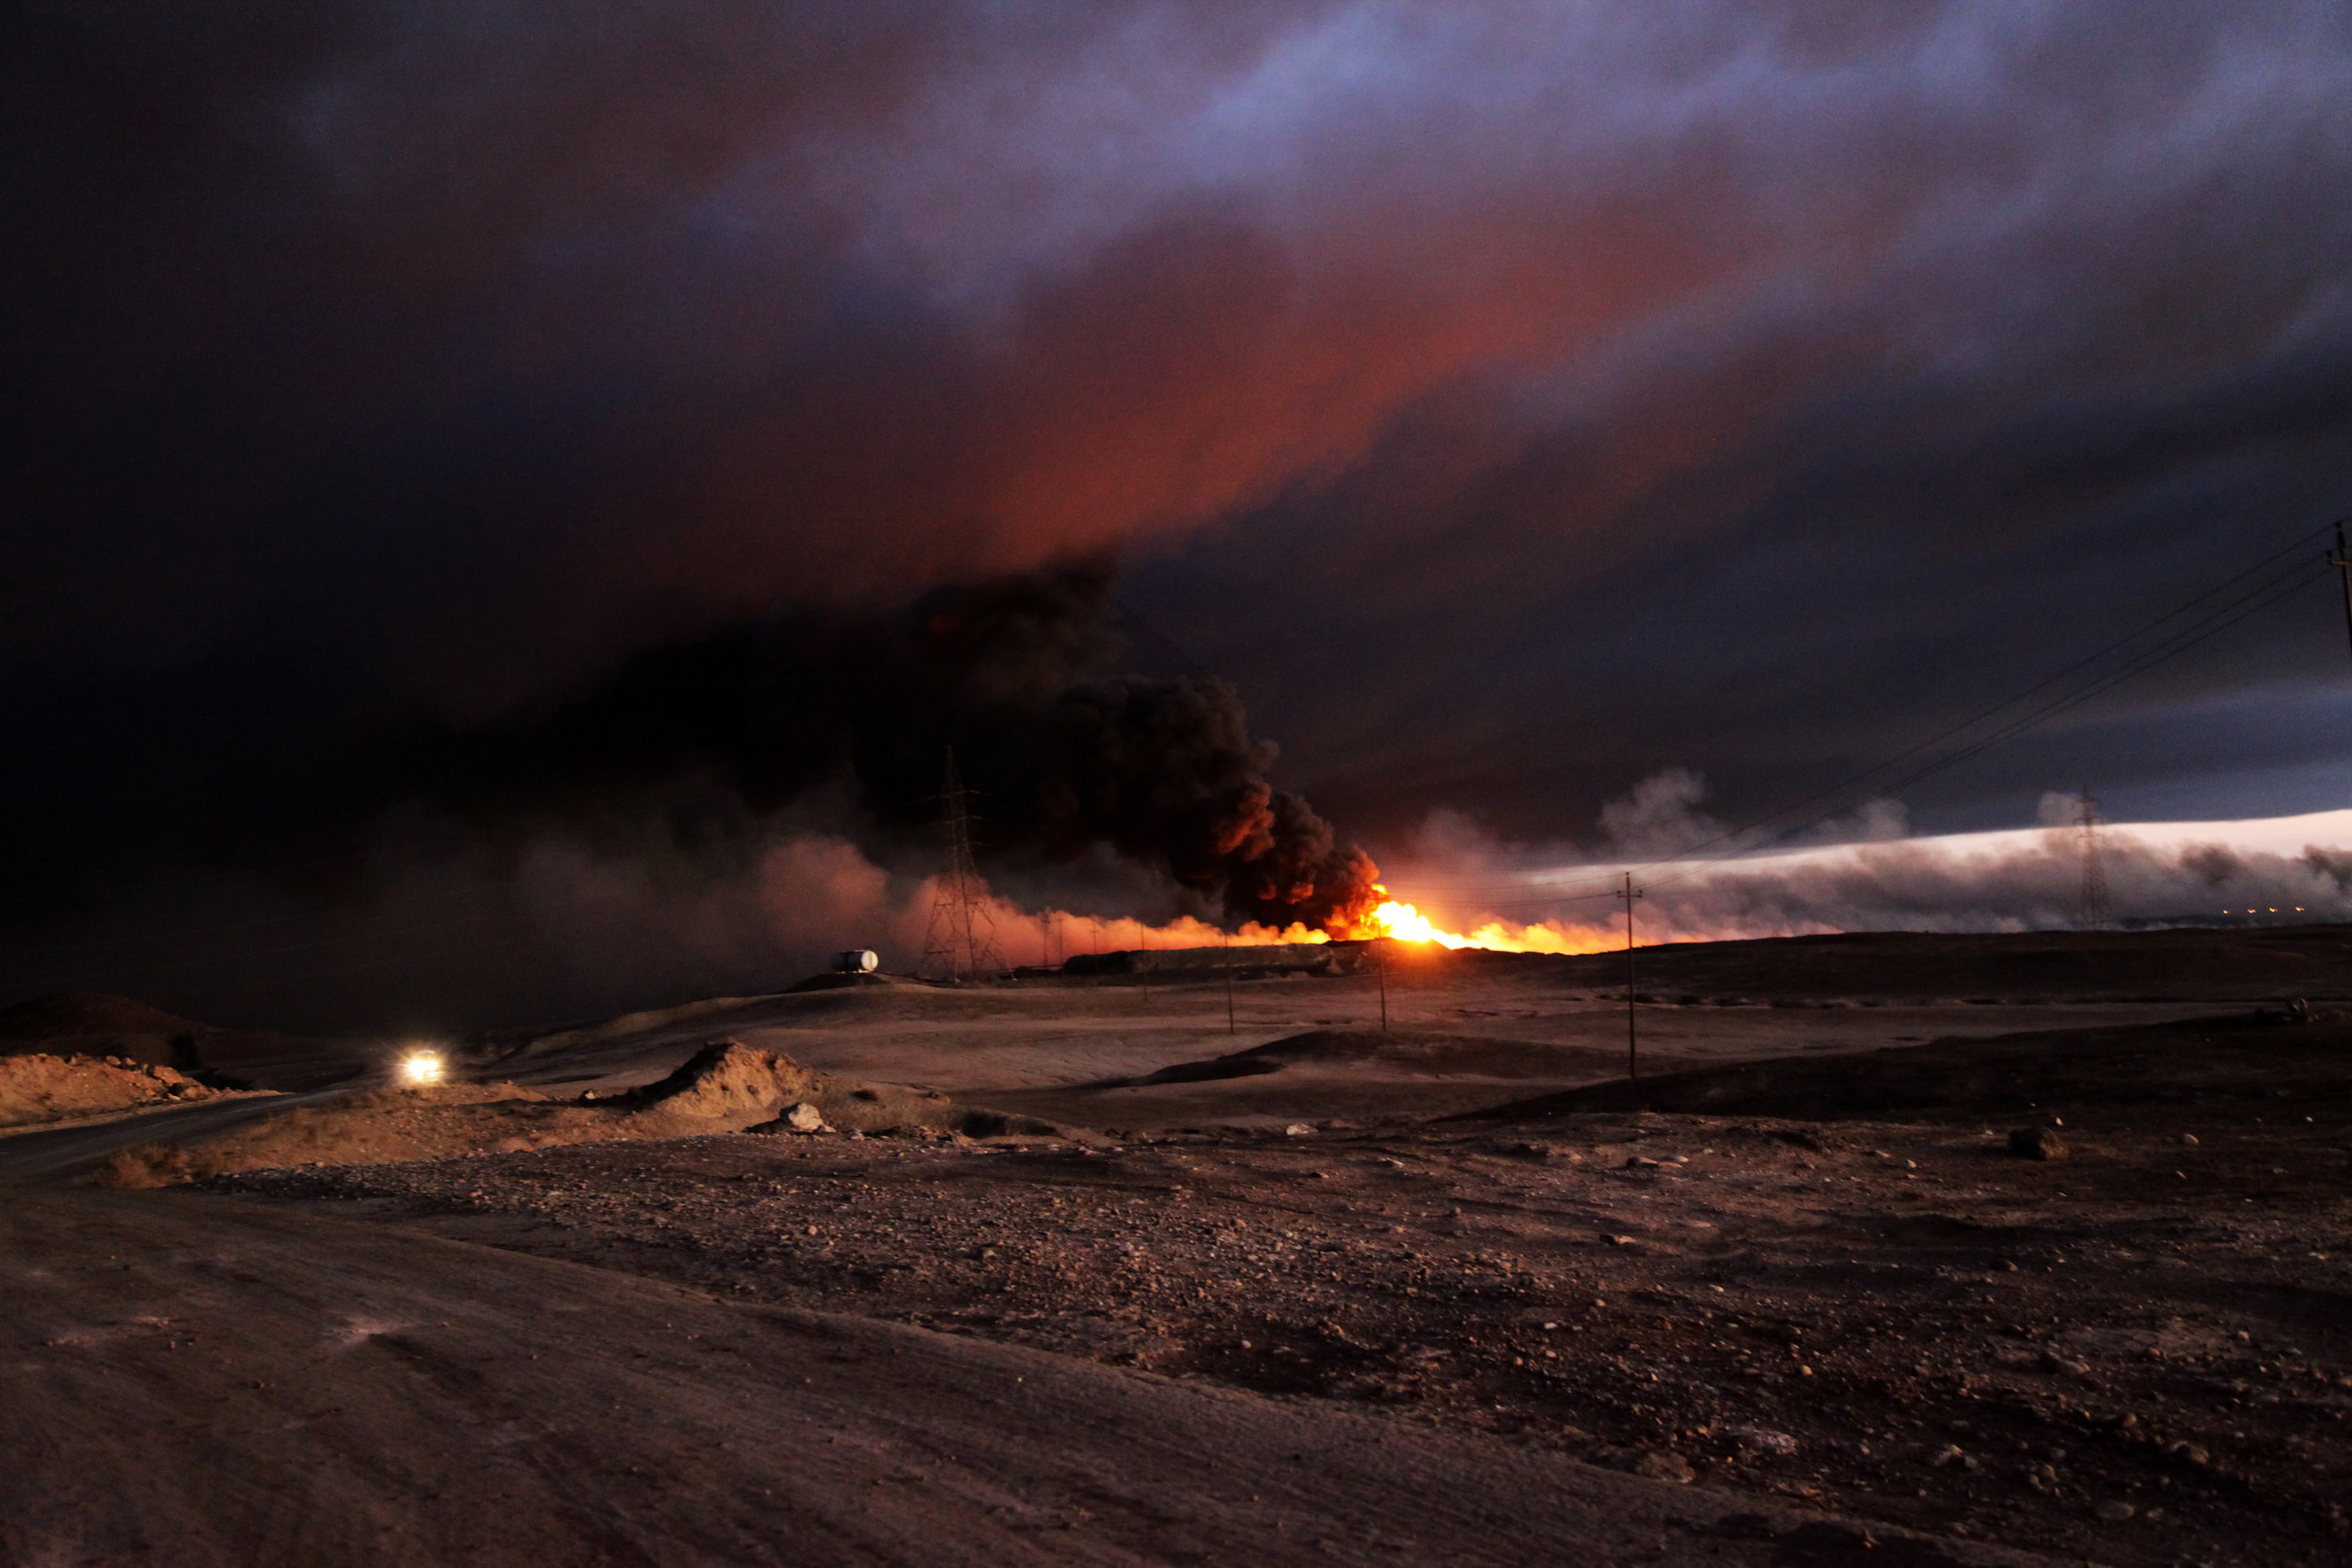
[1605, 563, 2327, 903]
[1396, 522, 2343, 913]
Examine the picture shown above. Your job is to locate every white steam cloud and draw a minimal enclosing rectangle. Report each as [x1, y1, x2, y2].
[1384, 771, 2352, 950]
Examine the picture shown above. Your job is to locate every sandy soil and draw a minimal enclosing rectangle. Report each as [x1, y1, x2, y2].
[0, 1188, 2044, 1568]
[0, 1051, 217, 1130]
[462, 961, 2250, 1126]
[8, 925, 2350, 1565]
[217, 1010, 2352, 1568]
[95, 1042, 1059, 1188]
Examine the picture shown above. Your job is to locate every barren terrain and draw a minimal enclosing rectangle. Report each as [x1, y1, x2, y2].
[0, 1050, 219, 1130]
[5, 926, 2349, 1566]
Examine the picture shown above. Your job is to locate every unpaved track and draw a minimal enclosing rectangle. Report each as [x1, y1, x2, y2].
[0, 1089, 341, 1183]
[0, 1191, 2051, 1567]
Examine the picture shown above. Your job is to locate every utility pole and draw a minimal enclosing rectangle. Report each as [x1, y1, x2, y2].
[2077, 784, 2112, 930]
[1618, 872, 1644, 1080]
[1224, 929, 1236, 1035]
[2331, 522, 2352, 666]
[1376, 942, 1389, 1032]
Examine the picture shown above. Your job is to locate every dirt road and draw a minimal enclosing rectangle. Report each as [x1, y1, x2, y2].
[0, 1188, 2044, 1567]
[0, 1088, 342, 1184]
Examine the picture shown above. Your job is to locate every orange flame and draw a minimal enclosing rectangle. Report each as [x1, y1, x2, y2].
[1343, 887, 1615, 955]
[1364, 895, 1472, 947]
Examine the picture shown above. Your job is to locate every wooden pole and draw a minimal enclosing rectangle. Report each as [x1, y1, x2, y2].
[1620, 872, 1644, 1080]
[1225, 930, 1235, 1035]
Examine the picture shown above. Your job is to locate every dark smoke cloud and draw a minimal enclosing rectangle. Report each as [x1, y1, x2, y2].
[0, 559, 1380, 1027]
[467, 562, 1381, 930]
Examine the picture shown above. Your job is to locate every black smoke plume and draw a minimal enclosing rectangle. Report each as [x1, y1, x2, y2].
[425, 561, 1381, 931]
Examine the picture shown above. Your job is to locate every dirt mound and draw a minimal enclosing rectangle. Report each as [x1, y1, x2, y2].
[99, 1082, 564, 1186]
[1458, 1010, 2352, 1126]
[621, 1039, 820, 1122]
[623, 1039, 1013, 1134]
[1137, 1029, 1625, 1085]
[98, 1038, 1071, 1185]
[783, 971, 917, 993]
[0, 1053, 215, 1130]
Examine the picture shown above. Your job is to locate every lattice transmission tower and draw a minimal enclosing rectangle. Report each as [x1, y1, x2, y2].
[919, 748, 1006, 982]
[2076, 784, 2113, 930]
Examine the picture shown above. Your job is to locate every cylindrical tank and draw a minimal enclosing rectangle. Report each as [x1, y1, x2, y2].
[831, 948, 880, 974]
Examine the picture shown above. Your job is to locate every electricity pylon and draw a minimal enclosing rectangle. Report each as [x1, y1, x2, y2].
[2077, 785, 2113, 930]
[919, 749, 1006, 982]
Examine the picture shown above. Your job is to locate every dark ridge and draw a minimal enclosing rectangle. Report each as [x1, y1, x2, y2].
[0, 990, 365, 1091]
[1527, 924, 2352, 1003]
[1453, 1009, 2352, 1126]
[1132, 1028, 1627, 1085]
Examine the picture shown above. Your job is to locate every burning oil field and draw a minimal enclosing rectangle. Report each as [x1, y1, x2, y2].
[12, 4, 2352, 1565]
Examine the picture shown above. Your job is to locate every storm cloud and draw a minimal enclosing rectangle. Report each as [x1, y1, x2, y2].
[6, 2, 2351, 1023]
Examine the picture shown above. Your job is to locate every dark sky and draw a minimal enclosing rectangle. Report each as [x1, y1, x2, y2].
[8, 1, 2352, 1027]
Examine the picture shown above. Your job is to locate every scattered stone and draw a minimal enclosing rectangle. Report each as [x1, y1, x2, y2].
[1633, 1450, 1695, 1483]
[778, 1101, 829, 1133]
[2010, 1127, 2069, 1160]
[1598, 1448, 1693, 1483]
[2094, 1500, 2137, 1522]
[1283, 1122, 1314, 1138]
[2177, 1132, 2200, 1147]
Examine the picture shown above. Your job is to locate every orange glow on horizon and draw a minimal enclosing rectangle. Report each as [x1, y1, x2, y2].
[981, 885, 1621, 965]
[1343, 888, 1617, 956]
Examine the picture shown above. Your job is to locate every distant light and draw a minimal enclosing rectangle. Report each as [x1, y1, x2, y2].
[397, 1049, 445, 1087]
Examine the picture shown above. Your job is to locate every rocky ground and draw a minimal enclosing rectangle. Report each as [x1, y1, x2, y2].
[18, 932, 2352, 1566]
[223, 1018, 2352, 1568]
[0, 1051, 218, 1130]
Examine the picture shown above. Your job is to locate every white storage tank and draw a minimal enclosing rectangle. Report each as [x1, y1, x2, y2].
[831, 948, 880, 974]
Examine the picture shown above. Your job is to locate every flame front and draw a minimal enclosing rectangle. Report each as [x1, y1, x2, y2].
[1367, 896, 1472, 947]
[1346, 887, 1614, 955]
